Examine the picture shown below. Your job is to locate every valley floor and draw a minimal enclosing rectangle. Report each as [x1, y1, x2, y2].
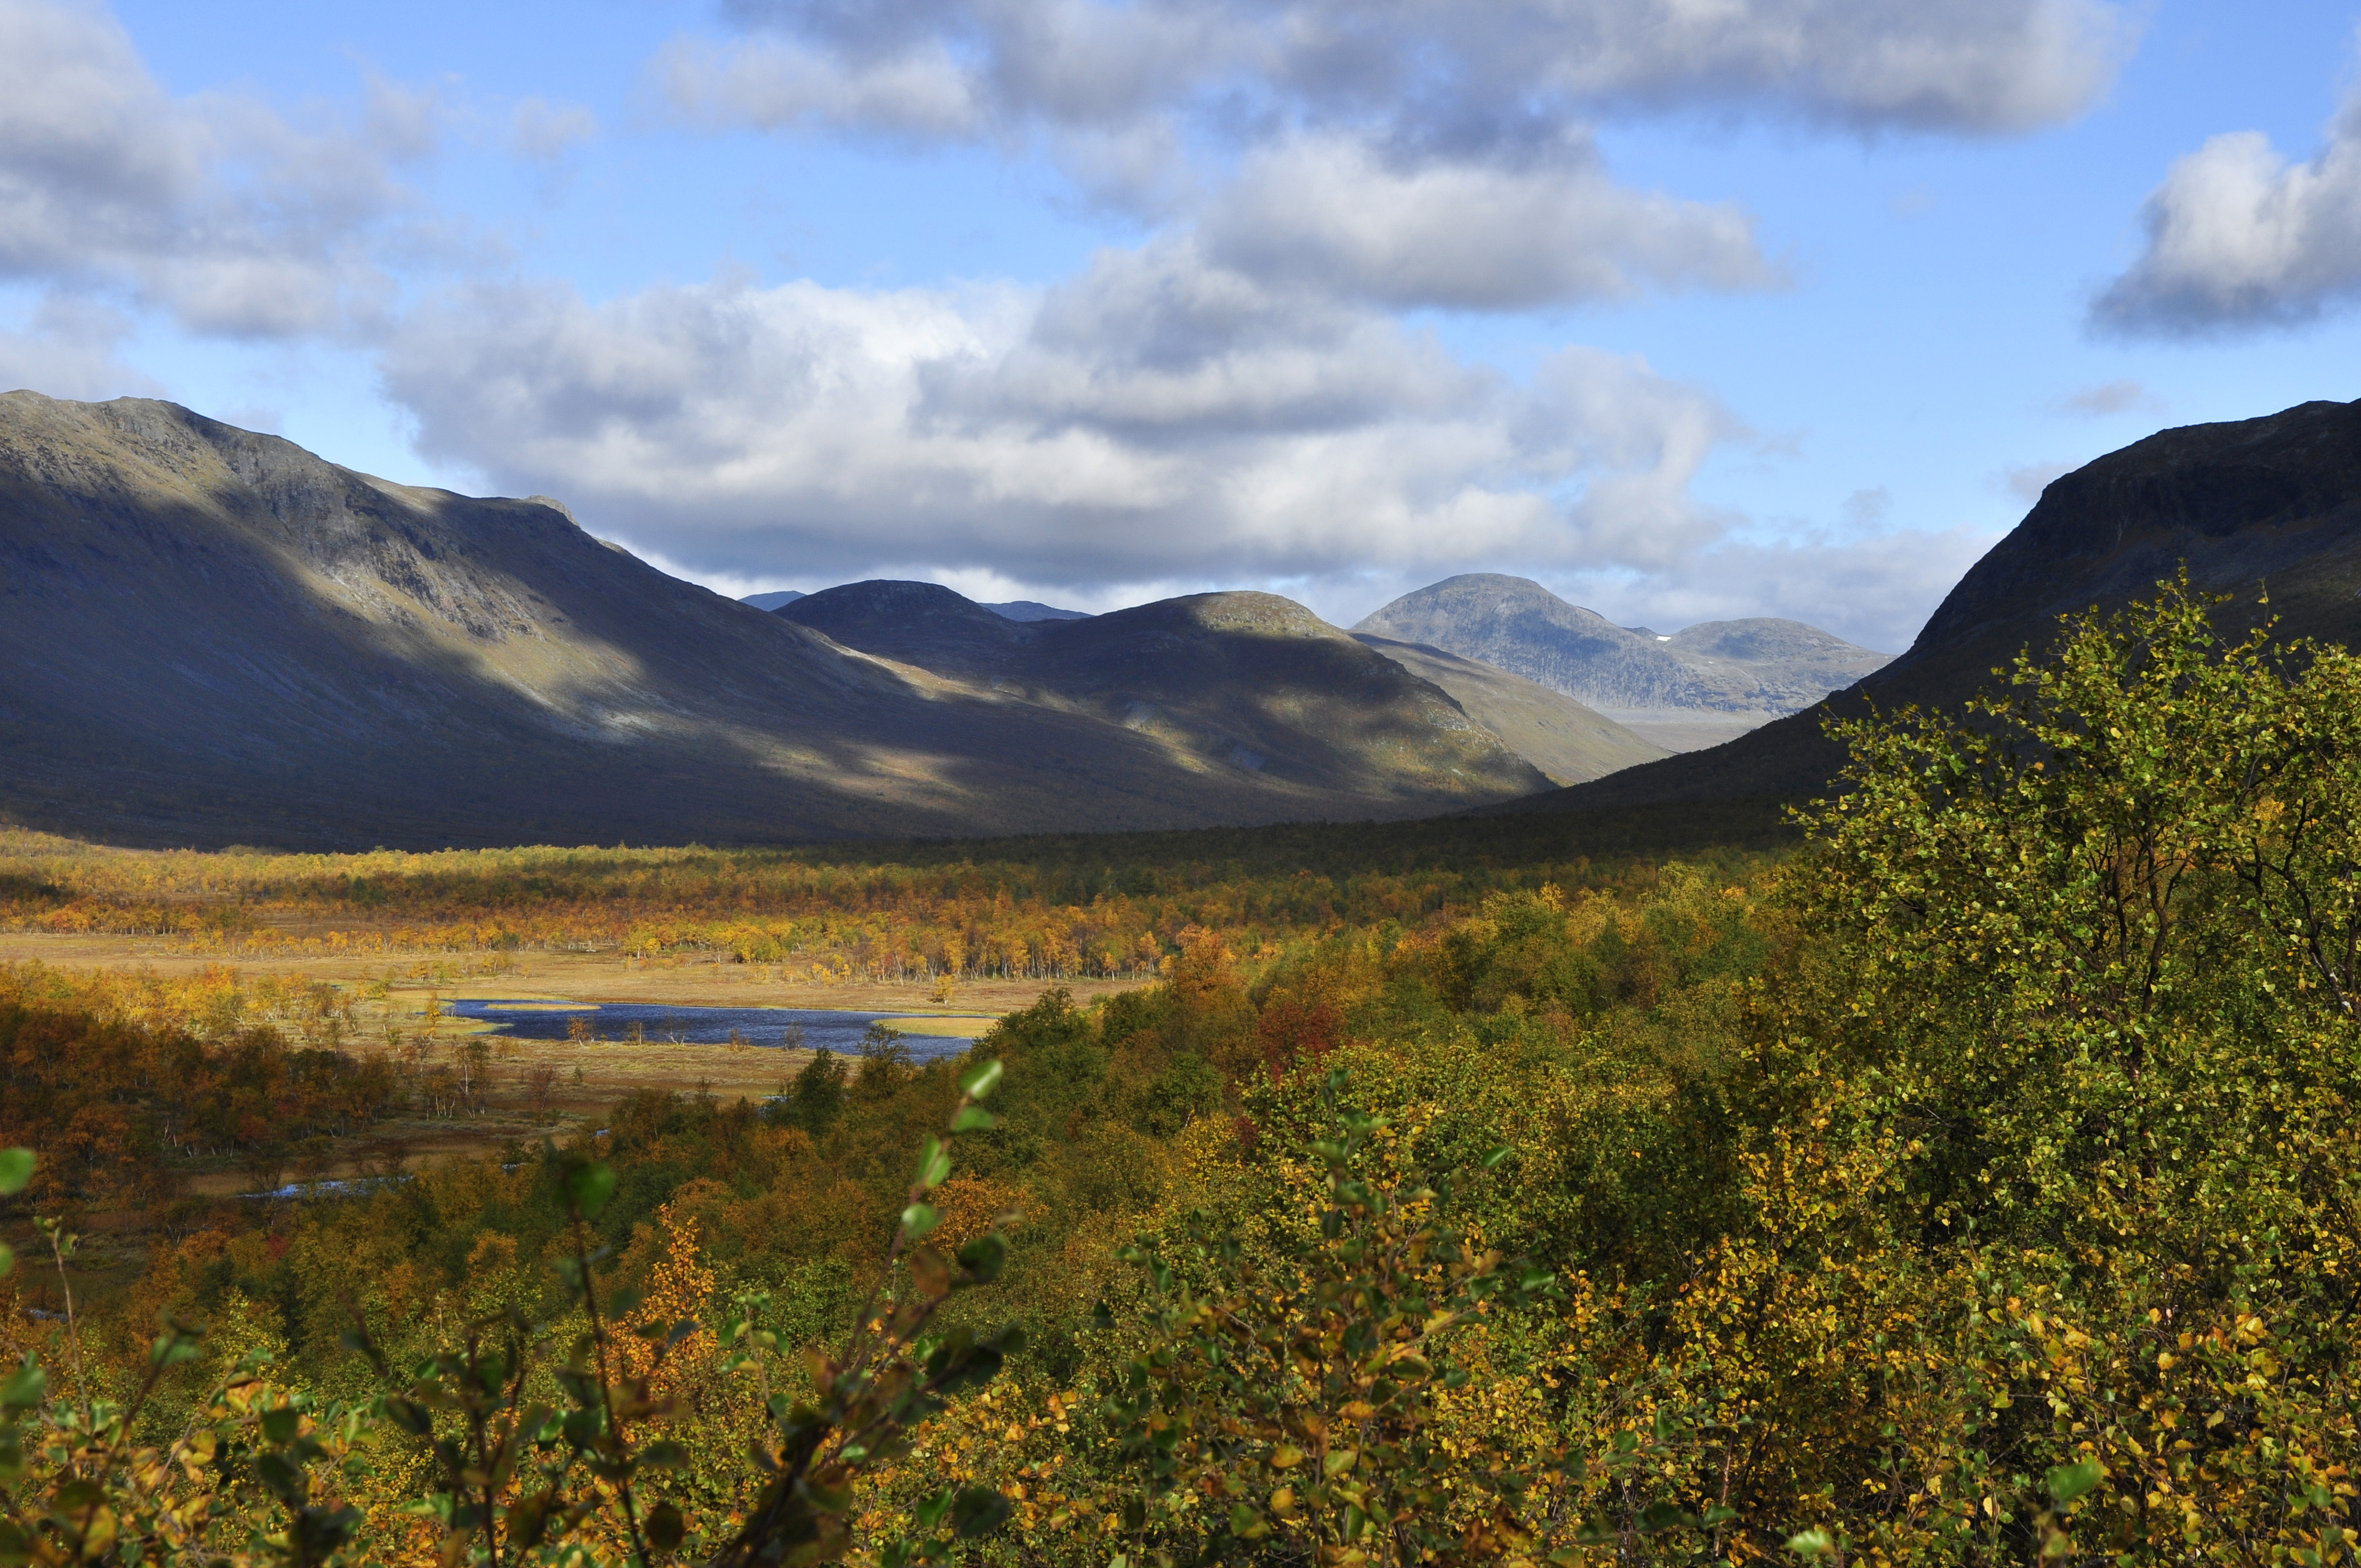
[0, 928, 1138, 1264]
[1600, 710, 1777, 752]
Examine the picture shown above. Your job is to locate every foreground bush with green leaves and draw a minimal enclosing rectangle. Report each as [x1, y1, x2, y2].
[7, 576, 2361, 1565]
[0, 1057, 1025, 1568]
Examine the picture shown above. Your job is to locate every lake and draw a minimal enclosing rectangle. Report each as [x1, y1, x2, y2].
[445, 1000, 983, 1061]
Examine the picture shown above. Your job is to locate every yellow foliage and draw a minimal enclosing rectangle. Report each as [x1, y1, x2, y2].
[620, 1202, 717, 1388]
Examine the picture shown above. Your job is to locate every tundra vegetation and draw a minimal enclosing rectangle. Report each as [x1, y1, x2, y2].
[4, 578, 2360, 1565]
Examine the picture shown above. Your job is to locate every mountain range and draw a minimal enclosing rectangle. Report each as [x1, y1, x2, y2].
[0, 392, 1580, 847]
[777, 581, 1667, 788]
[1354, 575, 1892, 750]
[1509, 394, 2361, 825]
[9, 387, 2355, 852]
[738, 589, 1089, 622]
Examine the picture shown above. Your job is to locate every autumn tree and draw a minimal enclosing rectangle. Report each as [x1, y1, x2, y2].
[1773, 575, 2361, 1558]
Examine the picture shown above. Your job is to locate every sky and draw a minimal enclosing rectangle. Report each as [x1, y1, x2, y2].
[5, 0, 2361, 653]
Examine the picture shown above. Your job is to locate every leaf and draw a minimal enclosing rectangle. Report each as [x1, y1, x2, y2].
[565, 1161, 617, 1220]
[1481, 1143, 1513, 1170]
[383, 1396, 435, 1436]
[901, 1202, 940, 1240]
[956, 1233, 1008, 1284]
[952, 1105, 997, 1133]
[0, 1149, 31, 1196]
[958, 1059, 1003, 1099]
[1636, 1501, 1699, 1534]
[2047, 1458, 2104, 1504]
[645, 1501, 686, 1551]
[913, 1136, 952, 1191]
[910, 1246, 953, 1300]
[1787, 1528, 1836, 1558]
[255, 1450, 308, 1505]
[951, 1485, 1010, 1538]
[505, 1490, 558, 1552]
[151, 1331, 203, 1369]
[1, 1361, 46, 1413]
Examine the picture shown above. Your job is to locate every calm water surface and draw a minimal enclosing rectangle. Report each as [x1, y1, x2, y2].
[445, 1000, 979, 1061]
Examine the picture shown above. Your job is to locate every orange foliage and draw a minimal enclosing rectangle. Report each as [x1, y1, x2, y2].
[620, 1201, 717, 1388]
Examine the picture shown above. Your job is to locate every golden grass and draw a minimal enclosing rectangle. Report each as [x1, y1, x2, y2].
[873, 1015, 1001, 1037]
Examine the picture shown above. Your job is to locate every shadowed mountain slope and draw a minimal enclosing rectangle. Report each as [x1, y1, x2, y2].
[985, 600, 1090, 621]
[782, 582, 1552, 800]
[782, 580, 1035, 680]
[1353, 574, 1890, 750]
[0, 394, 1549, 848]
[1499, 395, 2361, 824]
[1350, 635, 1668, 785]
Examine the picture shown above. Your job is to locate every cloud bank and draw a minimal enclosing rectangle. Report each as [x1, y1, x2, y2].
[384, 251, 2008, 652]
[595, 0, 2130, 635]
[382, 247, 1743, 589]
[1199, 132, 1781, 310]
[0, 0, 443, 345]
[659, 0, 2131, 313]
[673, 0, 2132, 146]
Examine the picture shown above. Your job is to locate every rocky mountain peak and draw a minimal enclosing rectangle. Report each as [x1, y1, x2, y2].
[1353, 573, 1887, 749]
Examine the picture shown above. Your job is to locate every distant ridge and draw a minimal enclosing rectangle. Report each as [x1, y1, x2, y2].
[985, 600, 1090, 622]
[742, 588, 1085, 620]
[1497, 395, 2361, 825]
[0, 394, 1565, 848]
[1354, 575, 1889, 751]
[1350, 635, 1668, 785]
[781, 581, 1556, 799]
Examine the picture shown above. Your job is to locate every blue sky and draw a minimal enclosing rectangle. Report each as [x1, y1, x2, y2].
[6, 0, 2360, 652]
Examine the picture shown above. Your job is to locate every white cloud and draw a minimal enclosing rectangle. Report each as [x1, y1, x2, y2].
[378, 247, 1747, 592]
[666, 1, 2123, 312]
[0, 292, 157, 401]
[1841, 486, 1892, 529]
[2092, 86, 2361, 334]
[691, 0, 2132, 143]
[510, 97, 599, 161]
[1545, 525, 2004, 655]
[373, 232, 1984, 650]
[0, 0, 439, 341]
[653, 34, 986, 141]
[1199, 132, 1781, 310]
[2055, 378, 2157, 416]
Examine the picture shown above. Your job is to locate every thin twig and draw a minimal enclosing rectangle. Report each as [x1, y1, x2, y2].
[572, 1207, 653, 1568]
